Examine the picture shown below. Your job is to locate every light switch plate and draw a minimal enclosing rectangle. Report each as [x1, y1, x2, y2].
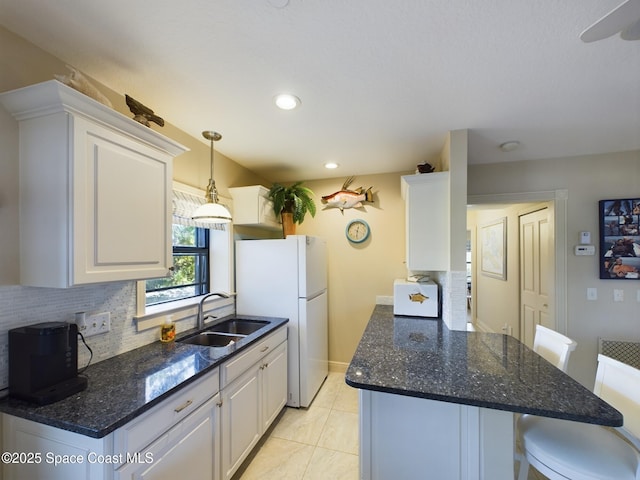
[614, 289, 624, 302]
[587, 288, 597, 301]
[580, 231, 591, 244]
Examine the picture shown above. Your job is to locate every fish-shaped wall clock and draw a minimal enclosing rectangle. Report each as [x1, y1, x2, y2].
[321, 176, 374, 213]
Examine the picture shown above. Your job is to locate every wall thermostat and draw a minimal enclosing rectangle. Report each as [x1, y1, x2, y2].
[575, 245, 595, 256]
[580, 231, 591, 244]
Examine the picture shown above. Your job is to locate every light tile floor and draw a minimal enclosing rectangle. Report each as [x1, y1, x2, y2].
[233, 371, 547, 480]
[233, 372, 359, 480]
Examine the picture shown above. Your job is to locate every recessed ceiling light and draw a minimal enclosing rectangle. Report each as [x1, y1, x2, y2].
[499, 141, 520, 152]
[274, 93, 301, 110]
[324, 162, 339, 169]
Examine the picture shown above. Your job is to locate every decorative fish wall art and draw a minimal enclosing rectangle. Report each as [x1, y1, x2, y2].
[321, 176, 374, 213]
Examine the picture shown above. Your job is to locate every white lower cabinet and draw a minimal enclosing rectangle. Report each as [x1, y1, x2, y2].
[2, 414, 113, 480]
[220, 335, 288, 480]
[261, 342, 288, 432]
[2, 329, 288, 480]
[115, 394, 220, 480]
[359, 389, 514, 480]
[220, 365, 261, 480]
[2, 368, 220, 480]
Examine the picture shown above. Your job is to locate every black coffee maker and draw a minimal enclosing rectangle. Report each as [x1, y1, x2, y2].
[9, 322, 87, 405]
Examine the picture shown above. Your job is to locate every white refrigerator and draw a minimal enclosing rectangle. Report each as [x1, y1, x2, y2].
[235, 235, 328, 408]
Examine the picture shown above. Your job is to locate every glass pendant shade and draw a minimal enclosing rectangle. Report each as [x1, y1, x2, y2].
[192, 200, 232, 223]
[192, 130, 232, 224]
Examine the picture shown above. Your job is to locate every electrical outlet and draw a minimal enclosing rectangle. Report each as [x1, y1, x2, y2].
[587, 288, 597, 301]
[83, 312, 111, 337]
[613, 289, 624, 302]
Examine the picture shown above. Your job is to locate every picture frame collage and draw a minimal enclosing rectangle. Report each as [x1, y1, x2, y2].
[599, 198, 640, 280]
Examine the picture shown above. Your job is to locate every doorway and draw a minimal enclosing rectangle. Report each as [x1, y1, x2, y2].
[467, 190, 567, 340]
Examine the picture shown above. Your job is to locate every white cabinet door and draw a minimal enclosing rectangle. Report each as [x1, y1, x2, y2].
[115, 394, 220, 480]
[72, 116, 173, 284]
[220, 367, 261, 480]
[261, 341, 288, 431]
[401, 172, 450, 272]
[228, 186, 280, 230]
[219, 333, 288, 480]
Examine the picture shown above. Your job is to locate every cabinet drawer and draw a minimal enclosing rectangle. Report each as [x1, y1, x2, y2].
[113, 367, 219, 464]
[221, 327, 287, 388]
[115, 394, 219, 480]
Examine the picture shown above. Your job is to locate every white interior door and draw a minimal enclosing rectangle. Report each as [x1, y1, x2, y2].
[520, 208, 553, 348]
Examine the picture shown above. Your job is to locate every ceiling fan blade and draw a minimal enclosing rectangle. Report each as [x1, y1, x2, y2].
[621, 17, 640, 39]
[580, 0, 640, 42]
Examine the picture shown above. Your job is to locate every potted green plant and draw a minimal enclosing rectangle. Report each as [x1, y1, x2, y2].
[268, 181, 316, 236]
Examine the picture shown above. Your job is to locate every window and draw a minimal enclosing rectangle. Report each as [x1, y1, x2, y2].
[134, 182, 233, 324]
[145, 225, 210, 306]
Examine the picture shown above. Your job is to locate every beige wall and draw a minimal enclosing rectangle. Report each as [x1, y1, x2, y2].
[295, 173, 409, 368]
[468, 151, 640, 387]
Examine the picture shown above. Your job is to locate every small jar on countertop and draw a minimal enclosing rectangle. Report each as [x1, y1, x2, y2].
[160, 315, 176, 343]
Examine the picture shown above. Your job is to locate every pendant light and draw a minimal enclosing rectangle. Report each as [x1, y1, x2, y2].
[191, 130, 232, 223]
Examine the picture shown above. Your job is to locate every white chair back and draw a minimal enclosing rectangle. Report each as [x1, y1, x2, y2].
[517, 354, 640, 480]
[595, 354, 640, 450]
[533, 324, 577, 372]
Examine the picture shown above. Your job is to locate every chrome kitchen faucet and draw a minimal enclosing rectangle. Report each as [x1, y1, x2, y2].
[197, 292, 231, 330]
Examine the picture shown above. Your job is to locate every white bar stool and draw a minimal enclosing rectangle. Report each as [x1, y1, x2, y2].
[517, 355, 640, 479]
[532, 324, 578, 372]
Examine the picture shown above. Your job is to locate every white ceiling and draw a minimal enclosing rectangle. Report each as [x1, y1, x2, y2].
[1, 0, 639, 182]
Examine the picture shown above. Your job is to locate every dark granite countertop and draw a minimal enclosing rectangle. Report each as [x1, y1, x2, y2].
[346, 305, 622, 427]
[0, 314, 288, 438]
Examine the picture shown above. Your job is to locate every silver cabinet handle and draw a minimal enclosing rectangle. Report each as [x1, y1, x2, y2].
[174, 399, 193, 413]
[260, 346, 269, 353]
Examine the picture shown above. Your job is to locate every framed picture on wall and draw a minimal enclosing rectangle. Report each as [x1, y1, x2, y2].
[480, 217, 507, 280]
[599, 198, 640, 280]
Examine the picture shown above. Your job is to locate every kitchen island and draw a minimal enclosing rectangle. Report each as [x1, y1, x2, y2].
[346, 305, 622, 480]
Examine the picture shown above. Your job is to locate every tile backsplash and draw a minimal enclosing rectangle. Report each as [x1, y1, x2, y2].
[0, 281, 163, 392]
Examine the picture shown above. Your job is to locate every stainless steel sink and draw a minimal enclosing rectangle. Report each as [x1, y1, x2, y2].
[179, 332, 244, 347]
[207, 319, 269, 336]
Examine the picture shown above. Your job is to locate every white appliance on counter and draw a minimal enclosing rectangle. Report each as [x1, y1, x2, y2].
[235, 235, 328, 407]
[393, 278, 439, 317]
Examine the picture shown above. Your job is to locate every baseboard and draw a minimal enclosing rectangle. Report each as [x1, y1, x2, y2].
[474, 318, 494, 333]
[329, 361, 349, 373]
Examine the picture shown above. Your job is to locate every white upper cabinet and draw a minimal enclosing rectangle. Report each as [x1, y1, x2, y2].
[401, 172, 450, 272]
[228, 185, 280, 230]
[0, 80, 188, 287]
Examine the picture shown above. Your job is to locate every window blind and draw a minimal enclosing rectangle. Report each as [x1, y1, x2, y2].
[172, 189, 227, 231]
